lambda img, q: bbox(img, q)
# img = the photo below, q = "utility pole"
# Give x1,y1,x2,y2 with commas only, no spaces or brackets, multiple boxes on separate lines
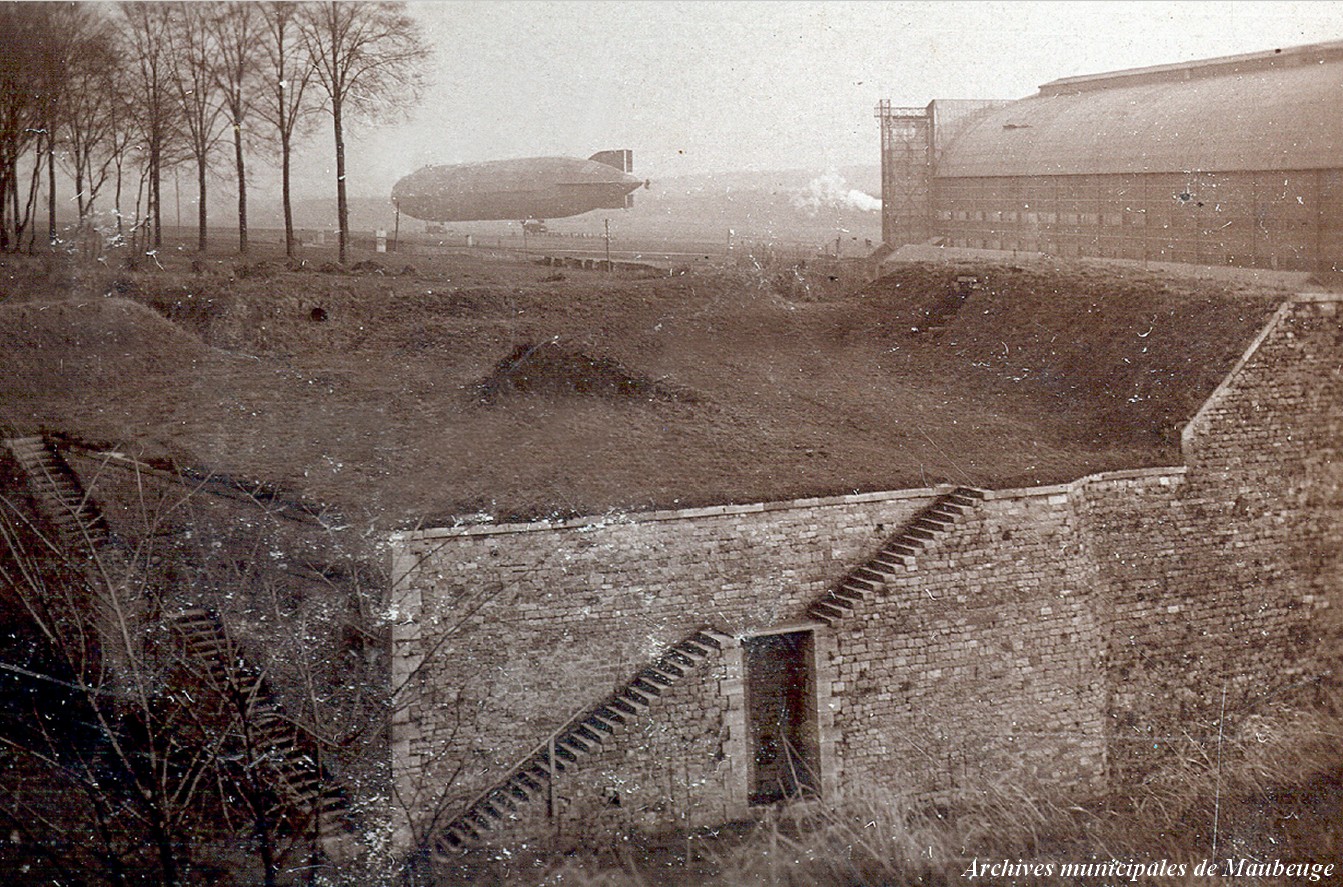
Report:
604,218,611,270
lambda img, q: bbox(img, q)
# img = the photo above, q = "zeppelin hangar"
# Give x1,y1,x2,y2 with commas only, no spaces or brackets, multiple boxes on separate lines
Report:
877,40,1343,271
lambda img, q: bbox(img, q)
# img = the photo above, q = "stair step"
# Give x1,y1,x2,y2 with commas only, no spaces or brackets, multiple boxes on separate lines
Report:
830,586,866,605
872,554,915,571
5,436,47,448
480,797,510,818
952,487,987,499
592,705,627,727
674,641,709,661
621,686,653,707
810,601,846,621
630,677,665,697
820,592,856,610
912,518,947,532
552,744,578,763
947,495,978,509
466,809,498,830
654,659,687,678
559,733,595,754
906,527,937,541
692,630,730,649
517,769,548,790
840,580,876,598
572,723,605,744
808,608,839,626
666,651,699,671
919,512,956,526
643,666,677,685
930,502,967,516
851,566,889,585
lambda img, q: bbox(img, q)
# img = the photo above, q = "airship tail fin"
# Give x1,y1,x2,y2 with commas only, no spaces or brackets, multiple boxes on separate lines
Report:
589,149,633,173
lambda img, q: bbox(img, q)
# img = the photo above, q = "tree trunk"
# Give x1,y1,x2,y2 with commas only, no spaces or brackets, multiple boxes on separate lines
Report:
47,137,56,247
113,158,123,237
196,158,207,253
333,98,347,265
234,122,247,254
153,819,180,887
75,160,87,222
151,147,162,248
282,128,294,258
1,156,12,250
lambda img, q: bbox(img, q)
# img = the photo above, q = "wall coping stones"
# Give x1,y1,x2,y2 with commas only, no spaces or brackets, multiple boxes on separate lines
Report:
397,465,1194,544
397,485,953,541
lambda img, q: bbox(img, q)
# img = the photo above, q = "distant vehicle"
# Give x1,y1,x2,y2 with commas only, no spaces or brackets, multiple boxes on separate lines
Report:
392,151,647,224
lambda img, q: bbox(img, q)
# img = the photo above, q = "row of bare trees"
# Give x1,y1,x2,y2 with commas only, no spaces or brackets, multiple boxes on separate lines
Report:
0,1,428,264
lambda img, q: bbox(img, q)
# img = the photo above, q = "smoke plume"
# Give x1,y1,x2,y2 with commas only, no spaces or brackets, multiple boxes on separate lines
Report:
793,170,882,216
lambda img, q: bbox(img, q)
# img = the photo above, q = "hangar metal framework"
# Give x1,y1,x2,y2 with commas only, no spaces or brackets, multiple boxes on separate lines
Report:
879,41,1343,271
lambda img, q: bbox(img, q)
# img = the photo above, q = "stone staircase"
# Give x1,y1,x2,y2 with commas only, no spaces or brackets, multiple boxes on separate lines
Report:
436,627,732,854
168,608,352,844
3,435,355,854
807,487,987,624
4,436,111,550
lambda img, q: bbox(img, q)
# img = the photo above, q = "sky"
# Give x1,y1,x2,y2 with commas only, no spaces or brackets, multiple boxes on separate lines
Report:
294,0,1343,198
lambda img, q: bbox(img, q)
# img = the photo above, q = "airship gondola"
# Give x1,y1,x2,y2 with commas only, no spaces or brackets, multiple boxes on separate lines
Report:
391,150,647,224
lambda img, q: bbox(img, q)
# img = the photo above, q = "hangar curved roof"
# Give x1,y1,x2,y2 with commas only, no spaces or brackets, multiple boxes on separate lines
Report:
938,41,1343,178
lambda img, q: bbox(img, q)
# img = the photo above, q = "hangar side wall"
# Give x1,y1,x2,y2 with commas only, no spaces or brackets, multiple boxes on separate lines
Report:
932,170,1343,271
393,296,1343,847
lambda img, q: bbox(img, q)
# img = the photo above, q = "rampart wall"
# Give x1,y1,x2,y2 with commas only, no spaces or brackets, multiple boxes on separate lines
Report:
391,295,1343,850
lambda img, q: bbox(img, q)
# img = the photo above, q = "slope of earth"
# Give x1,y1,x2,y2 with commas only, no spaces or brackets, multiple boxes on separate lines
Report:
0,252,1285,527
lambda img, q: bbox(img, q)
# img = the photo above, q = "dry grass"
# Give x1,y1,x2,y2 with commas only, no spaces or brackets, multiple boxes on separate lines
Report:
0,250,1283,527
506,690,1343,887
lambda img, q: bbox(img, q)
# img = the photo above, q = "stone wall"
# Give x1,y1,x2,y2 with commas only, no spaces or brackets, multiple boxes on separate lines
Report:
831,486,1108,799
390,490,939,842
391,294,1343,851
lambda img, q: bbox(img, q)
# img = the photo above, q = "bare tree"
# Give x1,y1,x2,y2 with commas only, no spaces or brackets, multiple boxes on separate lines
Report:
210,2,265,255
0,5,62,252
121,2,178,251
168,2,226,254
59,6,125,225
300,1,428,265
259,1,320,259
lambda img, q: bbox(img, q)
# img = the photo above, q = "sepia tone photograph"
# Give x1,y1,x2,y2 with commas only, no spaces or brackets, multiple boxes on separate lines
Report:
2,1,1343,884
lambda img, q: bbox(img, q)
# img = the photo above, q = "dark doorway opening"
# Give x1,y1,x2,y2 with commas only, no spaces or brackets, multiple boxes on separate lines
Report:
744,630,819,805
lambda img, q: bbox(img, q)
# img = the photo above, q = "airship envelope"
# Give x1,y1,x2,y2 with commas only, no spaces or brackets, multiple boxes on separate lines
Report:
392,151,646,223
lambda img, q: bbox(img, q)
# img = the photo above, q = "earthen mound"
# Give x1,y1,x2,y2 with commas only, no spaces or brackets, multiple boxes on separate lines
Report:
476,341,691,404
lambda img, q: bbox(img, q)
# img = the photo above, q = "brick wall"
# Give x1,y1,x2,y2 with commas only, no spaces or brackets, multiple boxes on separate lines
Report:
392,294,1343,851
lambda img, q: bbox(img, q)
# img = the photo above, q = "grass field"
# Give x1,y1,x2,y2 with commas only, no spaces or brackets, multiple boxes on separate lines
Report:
0,246,1286,528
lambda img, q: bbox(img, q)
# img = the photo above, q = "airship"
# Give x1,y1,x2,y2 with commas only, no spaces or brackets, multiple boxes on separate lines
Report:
391,150,647,223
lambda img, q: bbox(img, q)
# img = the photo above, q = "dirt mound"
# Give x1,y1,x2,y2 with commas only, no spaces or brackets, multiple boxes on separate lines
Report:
0,297,222,381
844,260,1281,437
476,341,693,404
